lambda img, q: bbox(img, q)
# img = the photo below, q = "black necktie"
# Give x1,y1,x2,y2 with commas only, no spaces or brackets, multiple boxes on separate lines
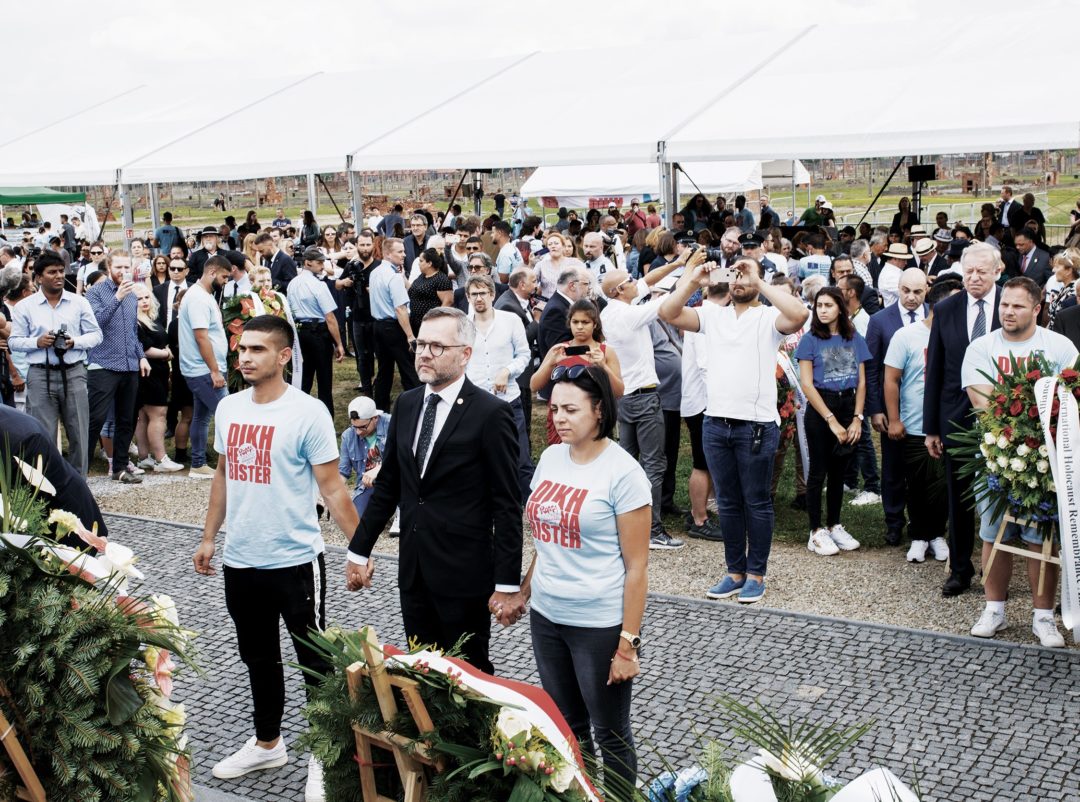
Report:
908,310,916,324
972,299,986,340
415,394,440,472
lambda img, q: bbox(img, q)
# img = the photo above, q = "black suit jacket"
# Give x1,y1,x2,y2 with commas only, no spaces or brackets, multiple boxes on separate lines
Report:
1019,248,1052,286
348,378,523,598
267,251,298,293
537,292,572,359
1051,303,1080,351
923,287,1001,443
153,280,190,330
494,290,538,353
924,254,950,277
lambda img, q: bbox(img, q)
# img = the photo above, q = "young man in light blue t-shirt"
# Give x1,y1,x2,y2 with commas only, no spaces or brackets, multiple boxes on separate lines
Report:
961,277,1079,648
193,314,364,799
884,280,961,564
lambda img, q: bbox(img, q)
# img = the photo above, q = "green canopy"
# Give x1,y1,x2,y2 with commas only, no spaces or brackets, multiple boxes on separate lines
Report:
0,187,86,205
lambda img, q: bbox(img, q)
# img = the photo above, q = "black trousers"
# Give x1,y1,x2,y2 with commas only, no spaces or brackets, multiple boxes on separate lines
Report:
805,390,856,531
400,580,493,675
298,324,334,416
86,368,139,475
352,317,375,394
224,554,330,742
661,408,681,509
879,434,908,536
901,435,947,542
373,319,420,412
517,365,534,443
943,445,977,579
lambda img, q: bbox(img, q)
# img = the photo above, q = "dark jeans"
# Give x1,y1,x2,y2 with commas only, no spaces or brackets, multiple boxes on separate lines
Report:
373,319,420,412
804,390,856,531
517,365,534,443
843,415,880,493
224,554,330,742
298,323,334,416
399,580,493,674
661,408,681,510
943,446,976,579
352,317,375,393
187,372,228,468
86,368,139,475
510,397,535,501
530,611,636,790
703,416,780,577
879,434,908,535
901,435,946,542
617,391,666,536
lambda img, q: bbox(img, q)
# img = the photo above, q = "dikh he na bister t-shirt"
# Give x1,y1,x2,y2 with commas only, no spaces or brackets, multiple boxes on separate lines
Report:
213,385,339,569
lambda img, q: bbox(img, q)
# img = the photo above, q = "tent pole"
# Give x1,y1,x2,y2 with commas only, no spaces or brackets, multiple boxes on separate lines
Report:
671,163,680,226
347,157,363,231
119,172,133,250
307,173,318,217
791,160,796,222
149,183,160,231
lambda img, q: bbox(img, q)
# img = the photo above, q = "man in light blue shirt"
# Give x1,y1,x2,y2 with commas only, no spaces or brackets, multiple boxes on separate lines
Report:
9,251,102,475
287,248,345,416
464,274,533,497
179,254,231,478
152,212,183,255
368,237,419,411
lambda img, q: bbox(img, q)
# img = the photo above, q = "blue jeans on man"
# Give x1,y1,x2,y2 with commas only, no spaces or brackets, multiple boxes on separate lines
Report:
703,417,780,576
187,373,228,468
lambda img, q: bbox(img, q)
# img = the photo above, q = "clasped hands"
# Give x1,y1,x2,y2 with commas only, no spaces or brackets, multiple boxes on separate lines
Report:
488,590,527,627
345,559,376,592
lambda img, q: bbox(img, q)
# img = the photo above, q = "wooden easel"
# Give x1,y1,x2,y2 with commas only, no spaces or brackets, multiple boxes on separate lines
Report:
0,707,46,802
983,514,1061,596
346,628,443,802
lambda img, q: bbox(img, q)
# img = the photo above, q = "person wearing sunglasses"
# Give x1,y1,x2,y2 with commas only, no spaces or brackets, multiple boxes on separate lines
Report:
520,363,650,793
338,395,391,519
76,244,106,295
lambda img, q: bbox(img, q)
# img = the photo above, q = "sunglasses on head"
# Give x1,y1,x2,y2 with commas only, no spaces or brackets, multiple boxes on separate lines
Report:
551,364,590,382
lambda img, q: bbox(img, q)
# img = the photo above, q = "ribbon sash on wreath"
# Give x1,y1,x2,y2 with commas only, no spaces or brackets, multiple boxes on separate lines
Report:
778,352,810,483
1034,377,1080,640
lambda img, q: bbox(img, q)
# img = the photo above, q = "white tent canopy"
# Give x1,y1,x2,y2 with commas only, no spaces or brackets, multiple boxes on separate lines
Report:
761,160,810,186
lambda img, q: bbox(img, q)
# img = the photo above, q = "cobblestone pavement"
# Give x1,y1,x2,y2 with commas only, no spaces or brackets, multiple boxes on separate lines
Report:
106,514,1080,802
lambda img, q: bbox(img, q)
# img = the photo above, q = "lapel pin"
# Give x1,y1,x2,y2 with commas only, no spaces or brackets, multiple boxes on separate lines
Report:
456,398,463,405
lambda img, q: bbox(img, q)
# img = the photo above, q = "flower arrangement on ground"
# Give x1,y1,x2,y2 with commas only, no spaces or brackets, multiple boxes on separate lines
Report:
221,290,293,391
776,363,798,444
0,452,196,802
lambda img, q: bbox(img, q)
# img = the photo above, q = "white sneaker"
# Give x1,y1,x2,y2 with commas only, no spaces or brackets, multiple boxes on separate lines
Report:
128,442,139,458
212,736,288,779
305,755,325,802
1032,615,1065,648
929,537,950,562
970,608,1007,638
906,540,929,563
188,465,216,480
849,490,881,507
126,461,146,476
155,457,184,473
828,524,860,551
808,528,840,556
137,456,157,470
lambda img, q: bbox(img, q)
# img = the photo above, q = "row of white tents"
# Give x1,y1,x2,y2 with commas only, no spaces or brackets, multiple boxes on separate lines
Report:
1,15,1077,229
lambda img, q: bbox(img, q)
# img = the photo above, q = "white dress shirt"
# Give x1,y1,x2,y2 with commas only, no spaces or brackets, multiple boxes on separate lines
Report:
599,294,664,393
164,280,186,328
878,264,903,307
966,286,998,341
898,305,926,326
465,309,529,403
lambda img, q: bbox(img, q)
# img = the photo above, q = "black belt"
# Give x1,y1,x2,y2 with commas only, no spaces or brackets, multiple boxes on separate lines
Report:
818,388,856,398
625,385,657,397
708,416,751,426
33,361,80,371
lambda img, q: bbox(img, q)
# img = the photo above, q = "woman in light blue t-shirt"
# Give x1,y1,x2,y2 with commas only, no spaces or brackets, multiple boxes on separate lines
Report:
521,365,651,793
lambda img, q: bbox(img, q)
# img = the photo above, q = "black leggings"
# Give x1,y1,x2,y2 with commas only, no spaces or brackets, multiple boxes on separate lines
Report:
805,389,856,531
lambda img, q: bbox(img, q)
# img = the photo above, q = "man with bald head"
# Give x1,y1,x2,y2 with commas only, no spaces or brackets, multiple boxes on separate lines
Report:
582,231,615,284
599,256,694,550
864,267,929,545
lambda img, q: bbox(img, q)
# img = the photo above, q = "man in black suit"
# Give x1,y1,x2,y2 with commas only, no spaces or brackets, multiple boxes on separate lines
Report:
1051,301,1080,350
537,267,587,358
153,258,192,330
923,242,1002,596
188,226,249,281
494,267,540,434
254,231,297,294
1013,230,1051,286
452,252,508,313
997,185,1026,233
913,238,949,277
345,307,523,674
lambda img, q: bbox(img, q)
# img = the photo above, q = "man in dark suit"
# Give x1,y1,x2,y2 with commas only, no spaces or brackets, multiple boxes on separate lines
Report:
537,267,587,358
1051,301,1080,350
254,231,297,293
494,267,540,434
924,242,1002,596
1013,230,1051,286
866,268,931,545
153,257,192,330
997,185,1026,233
452,252,508,312
345,307,523,674
913,238,949,277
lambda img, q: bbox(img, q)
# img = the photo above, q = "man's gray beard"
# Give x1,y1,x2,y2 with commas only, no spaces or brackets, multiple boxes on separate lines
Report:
421,367,462,386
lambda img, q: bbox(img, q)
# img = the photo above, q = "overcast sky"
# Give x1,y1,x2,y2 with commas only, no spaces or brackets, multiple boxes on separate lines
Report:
17,0,1029,87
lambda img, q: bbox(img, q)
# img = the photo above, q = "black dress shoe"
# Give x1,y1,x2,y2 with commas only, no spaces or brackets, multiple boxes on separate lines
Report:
942,574,971,597
661,504,685,517
884,530,902,546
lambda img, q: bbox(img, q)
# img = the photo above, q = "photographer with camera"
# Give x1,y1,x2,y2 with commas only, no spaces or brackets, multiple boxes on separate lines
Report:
599,215,627,272
8,250,103,475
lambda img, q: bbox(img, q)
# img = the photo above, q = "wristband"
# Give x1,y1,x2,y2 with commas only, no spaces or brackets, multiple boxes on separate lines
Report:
824,412,835,421
613,650,639,663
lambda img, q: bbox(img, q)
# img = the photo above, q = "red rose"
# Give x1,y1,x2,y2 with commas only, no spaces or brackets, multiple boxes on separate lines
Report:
1061,368,1079,382
996,393,1008,404
993,406,1006,418
1009,400,1024,416
1026,369,1042,381
1029,405,1040,418
1003,426,1014,439
1025,436,1041,449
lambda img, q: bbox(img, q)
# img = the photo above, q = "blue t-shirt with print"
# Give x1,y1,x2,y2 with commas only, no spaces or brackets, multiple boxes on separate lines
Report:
795,331,872,392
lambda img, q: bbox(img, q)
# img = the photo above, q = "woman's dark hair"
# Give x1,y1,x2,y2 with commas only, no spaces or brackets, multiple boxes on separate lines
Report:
809,286,855,340
421,247,447,274
566,299,604,342
85,270,106,287
246,210,258,225
551,365,617,441
302,210,316,226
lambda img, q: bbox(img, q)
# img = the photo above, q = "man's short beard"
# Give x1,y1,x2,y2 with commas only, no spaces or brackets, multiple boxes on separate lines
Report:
420,366,460,386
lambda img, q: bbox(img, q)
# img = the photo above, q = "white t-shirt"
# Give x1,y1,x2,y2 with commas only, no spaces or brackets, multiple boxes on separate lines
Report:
696,303,785,423
961,328,1079,390
680,330,708,417
213,385,339,569
525,442,652,628
600,296,663,394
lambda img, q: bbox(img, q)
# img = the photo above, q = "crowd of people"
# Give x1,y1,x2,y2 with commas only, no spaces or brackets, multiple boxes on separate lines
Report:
2,182,1078,800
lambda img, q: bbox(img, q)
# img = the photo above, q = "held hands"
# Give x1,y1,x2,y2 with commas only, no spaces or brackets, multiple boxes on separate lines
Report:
360,466,380,487
345,558,375,591
828,417,848,443
607,644,640,685
489,590,527,627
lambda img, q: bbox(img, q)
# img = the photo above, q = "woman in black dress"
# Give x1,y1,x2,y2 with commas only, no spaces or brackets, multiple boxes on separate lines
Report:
407,248,454,334
167,287,194,465
890,196,918,236
132,284,183,472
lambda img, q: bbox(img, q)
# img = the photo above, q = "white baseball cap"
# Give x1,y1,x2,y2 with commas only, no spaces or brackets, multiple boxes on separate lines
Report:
815,194,827,203
348,396,379,420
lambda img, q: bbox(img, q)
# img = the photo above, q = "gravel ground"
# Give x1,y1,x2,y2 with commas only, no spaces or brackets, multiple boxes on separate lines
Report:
92,473,1073,650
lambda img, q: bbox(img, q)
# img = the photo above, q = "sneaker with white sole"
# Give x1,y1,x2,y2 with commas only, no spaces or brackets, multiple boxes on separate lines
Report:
155,457,184,472
305,755,325,802
849,490,881,507
649,531,685,550
1032,615,1065,648
137,456,157,470
126,461,145,476
808,528,840,556
212,736,288,779
189,465,216,480
970,608,1007,638
929,537,950,562
906,540,929,563
128,442,140,458
828,524,860,551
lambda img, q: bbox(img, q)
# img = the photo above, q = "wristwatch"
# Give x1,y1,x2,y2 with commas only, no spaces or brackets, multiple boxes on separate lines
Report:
620,630,642,650
856,413,865,421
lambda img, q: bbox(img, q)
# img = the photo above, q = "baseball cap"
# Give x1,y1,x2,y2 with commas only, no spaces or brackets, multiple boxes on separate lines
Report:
348,396,379,420
815,194,827,203
302,247,328,262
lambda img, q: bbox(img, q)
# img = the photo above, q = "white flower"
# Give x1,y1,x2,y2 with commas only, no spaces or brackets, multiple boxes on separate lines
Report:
984,432,997,445
524,750,546,772
1037,460,1050,474
1040,445,1049,457
550,763,577,793
1010,458,1026,473
758,746,822,784
1051,481,1057,492
1016,444,1031,457
495,709,531,744
47,509,81,535
997,456,1009,469
997,435,1010,449
13,455,56,496
987,460,998,473
152,594,180,628
1028,478,1039,488
980,444,990,457
100,542,145,581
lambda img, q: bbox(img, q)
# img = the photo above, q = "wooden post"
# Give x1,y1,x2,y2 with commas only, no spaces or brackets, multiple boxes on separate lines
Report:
982,514,1061,597
0,708,47,802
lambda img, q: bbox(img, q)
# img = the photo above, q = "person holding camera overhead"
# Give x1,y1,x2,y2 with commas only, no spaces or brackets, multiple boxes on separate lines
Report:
8,250,102,476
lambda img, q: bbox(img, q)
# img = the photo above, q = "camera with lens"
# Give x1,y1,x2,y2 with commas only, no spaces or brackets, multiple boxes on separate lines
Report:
686,242,725,262
51,324,70,357
600,231,617,257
